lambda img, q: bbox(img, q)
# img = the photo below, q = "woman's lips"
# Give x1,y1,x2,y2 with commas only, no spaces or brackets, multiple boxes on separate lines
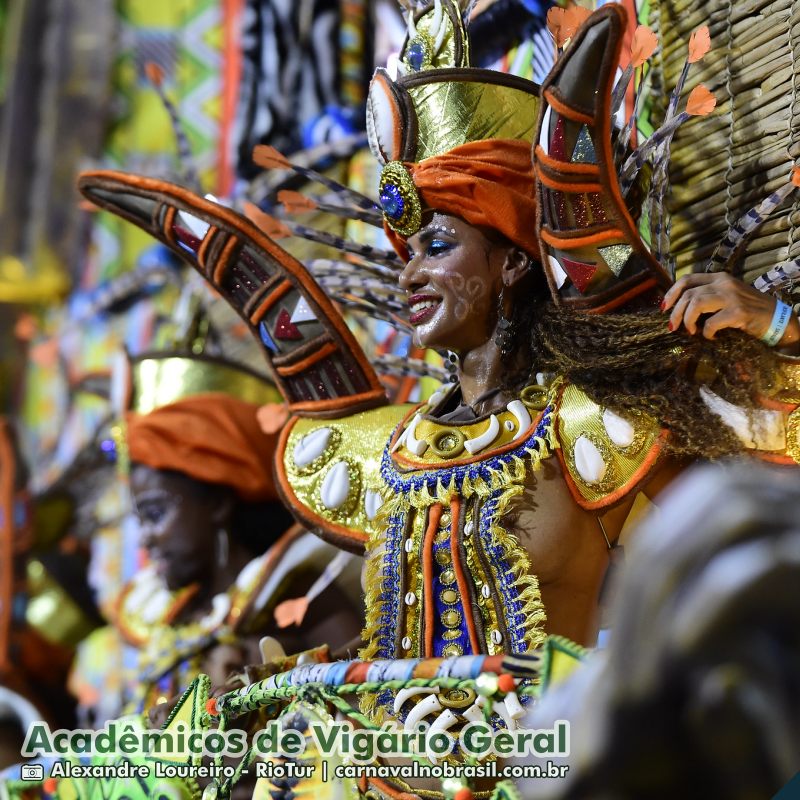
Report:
409,294,441,325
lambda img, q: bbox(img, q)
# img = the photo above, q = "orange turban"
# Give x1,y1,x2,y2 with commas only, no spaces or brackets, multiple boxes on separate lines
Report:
385,139,539,259
126,393,279,503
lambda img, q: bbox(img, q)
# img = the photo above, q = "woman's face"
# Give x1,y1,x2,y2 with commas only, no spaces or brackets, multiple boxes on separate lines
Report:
131,465,228,591
399,213,510,352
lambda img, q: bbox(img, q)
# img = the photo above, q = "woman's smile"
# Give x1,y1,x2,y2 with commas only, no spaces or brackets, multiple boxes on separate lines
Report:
408,293,442,325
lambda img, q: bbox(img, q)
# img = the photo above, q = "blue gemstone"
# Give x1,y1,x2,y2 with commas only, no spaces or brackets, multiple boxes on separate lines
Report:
407,41,425,71
380,185,405,219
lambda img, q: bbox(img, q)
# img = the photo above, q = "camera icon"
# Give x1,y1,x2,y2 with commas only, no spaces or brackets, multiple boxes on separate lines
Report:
21,764,44,781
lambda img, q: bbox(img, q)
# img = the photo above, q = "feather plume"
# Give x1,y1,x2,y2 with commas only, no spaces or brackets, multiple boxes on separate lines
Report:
252,145,291,170
277,190,317,214
277,190,383,227
253,145,379,212
688,25,711,64
631,25,658,68
708,166,800,269
144,61,200,190
244,202,400,268
562,5,591,37
547,7,567,48
685,84,717,116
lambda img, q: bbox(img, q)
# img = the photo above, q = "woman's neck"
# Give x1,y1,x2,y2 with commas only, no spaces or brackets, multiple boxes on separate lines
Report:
457,338,533,414
183,545,254,619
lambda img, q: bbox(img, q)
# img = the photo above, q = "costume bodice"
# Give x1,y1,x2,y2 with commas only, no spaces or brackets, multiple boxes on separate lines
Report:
278,380,672,674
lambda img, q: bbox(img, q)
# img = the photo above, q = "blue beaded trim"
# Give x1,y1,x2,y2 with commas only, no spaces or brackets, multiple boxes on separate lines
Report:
375,509,406,660
478,493,526,655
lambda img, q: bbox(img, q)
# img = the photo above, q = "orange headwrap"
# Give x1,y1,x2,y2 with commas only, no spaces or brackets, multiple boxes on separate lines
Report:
126,393,279,503
385,138,539,259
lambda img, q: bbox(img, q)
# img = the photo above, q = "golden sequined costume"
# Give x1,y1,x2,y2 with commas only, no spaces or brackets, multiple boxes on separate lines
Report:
76,0,799,683
72,4,800,799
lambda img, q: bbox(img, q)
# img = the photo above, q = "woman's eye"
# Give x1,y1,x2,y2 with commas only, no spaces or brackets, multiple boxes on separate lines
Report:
427,239,452,256
139,504,165,525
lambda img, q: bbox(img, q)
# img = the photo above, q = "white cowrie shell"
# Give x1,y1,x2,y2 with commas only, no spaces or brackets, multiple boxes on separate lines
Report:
602,408,635,448
294,427,332,468
320,461,351,509
574,436,607,484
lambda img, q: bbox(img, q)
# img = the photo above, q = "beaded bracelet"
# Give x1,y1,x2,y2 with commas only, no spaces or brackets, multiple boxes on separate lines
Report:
761,299,794,347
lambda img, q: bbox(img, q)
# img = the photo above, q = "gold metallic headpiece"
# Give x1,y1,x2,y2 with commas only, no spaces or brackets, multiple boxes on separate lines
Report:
367,0,540,236
128,353,281,415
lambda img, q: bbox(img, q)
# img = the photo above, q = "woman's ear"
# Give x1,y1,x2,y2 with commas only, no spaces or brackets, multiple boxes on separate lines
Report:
502,247,531,288
210,490,235,529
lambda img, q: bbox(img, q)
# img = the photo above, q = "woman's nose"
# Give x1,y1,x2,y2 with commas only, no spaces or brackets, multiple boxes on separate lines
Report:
399,255,423,291
139,524,159,551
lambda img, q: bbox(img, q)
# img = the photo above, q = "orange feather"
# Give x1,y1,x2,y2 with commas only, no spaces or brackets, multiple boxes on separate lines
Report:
688,26,711,64
278,190,318,214
686,85,716,116
631,26,658,68
547,7,567,47
144,61,165,88
252,144,291,171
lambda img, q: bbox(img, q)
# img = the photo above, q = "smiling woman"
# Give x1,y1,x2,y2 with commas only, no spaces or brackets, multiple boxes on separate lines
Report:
71,2,800,797
71,353,364,723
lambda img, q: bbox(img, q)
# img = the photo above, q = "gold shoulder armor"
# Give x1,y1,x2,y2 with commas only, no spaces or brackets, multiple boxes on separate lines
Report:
276,404,414,553
555,383,667,510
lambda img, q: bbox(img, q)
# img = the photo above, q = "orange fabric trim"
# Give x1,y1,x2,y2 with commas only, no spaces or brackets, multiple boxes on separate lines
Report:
423,504,443,657
288,389,388,415
80,169,386,400
450,497,480,653
543,90,594,124
540,226,624,249
753,451,799,466
758,396,799,412
213,235,239,284
162,205,177,246
391,407,545,471
197,225,218,270
534,145,600,176
249,279,293,324
538,171,602,193
558,429,669,511
274,418,368,553
276,342,338,377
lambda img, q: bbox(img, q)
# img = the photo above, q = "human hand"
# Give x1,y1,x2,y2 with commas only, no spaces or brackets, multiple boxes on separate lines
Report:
661,272,800,347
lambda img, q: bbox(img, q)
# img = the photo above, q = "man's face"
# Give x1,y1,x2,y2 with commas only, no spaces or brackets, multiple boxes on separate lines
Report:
130,465,226,591
399,213,509,352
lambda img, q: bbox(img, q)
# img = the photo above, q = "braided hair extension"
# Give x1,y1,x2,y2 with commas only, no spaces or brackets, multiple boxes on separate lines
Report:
529,304,783,458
